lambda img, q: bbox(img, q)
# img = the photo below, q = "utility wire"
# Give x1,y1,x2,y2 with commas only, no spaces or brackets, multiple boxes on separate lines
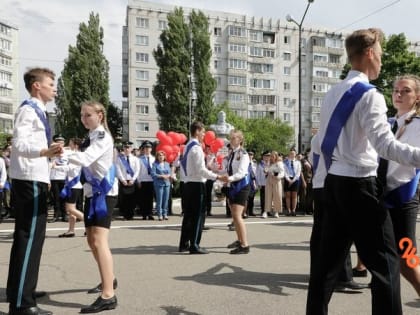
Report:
335,0,401,32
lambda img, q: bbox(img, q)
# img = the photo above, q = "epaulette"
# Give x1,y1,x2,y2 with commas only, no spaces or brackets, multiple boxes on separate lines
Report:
239,148,247,155
98,131,105,139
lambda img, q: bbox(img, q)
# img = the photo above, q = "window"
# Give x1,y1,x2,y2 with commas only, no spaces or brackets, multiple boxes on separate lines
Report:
313,83,328,92
249,30,262,42
229,26,246,37
331,70,341,79
214,27,222,36
0,24,11,36
229,44,246,53
312,113,320,123
0,56,11,66
263,32,275,44
283,113,291,122
250,79,275,89
249,46,262,57
215,76,221,87
136,17,149,28
248,95,276,105
229,93,245,104
249,63,273,73
136,53,149,63
0,102,12,114
158,20,167,30
327,37,343,48
214,60,220,69
313,97,323,107
229,59,247,69
283,66,291,75
228,76,247,86
136,70,149,81
0,87,11,97
263,49,275,58
136,105,149,115
135,35,149,46
314,54,328,63
136,122,149,132
314,68,329,77
0,71,12,82
284,82,291,91
329,54,341,64
0,38,11,51
214,44,221,54
284,36,290,44
135,87,149,98
283,52,291,61
283,98,291,106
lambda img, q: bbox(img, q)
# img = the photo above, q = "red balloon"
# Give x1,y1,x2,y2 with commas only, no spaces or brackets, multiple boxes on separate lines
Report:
159,145,173,156
167,131,179,145
210,138,224,153
178,133,187,144
204,131,216,146
172,145,180,154
179,144,186,154
156,130,166,142
166,152,177,163
160,135,173,145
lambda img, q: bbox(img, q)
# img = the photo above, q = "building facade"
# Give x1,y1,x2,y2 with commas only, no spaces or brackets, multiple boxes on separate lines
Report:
123,0,347,151
0,19,18,135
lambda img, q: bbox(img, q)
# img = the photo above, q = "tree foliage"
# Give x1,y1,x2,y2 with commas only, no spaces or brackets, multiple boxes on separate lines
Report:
55,12,113,138
341,33,420,115
153,7,191,135
190,10,216,125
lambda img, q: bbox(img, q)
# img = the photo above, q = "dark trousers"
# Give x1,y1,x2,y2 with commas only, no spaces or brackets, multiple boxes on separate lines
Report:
259,185,266,213
306,175,401,315
179,182,206,251
310,188,352,283
205,179,214,215
247,190,256,215
137,181,154,217
118,182,136,219
50,179,65,219
7,180,48,309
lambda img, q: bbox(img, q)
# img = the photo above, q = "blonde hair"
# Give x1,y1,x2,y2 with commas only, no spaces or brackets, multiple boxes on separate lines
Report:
394,74,420,115
345,28,384,62
81,100,110,131
229,129,244,146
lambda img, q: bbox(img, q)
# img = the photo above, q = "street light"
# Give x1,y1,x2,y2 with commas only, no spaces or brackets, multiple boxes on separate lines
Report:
286,0,314,153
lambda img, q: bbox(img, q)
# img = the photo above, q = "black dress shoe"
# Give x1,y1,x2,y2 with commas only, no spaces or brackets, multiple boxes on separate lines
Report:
87,278,118,294
352,267,368,277
178,242,190,252
227,240,240,249
33,291,47,298
189,247,209,254
80,295,117,314
335,280,370,291
9,306,52,315
147,215,154,220
230,245,250,254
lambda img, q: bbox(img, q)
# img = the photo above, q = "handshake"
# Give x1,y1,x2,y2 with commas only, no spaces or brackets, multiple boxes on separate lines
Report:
217,174,230,183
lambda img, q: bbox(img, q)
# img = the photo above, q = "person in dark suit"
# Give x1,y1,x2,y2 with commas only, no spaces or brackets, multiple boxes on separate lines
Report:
136,140,155,220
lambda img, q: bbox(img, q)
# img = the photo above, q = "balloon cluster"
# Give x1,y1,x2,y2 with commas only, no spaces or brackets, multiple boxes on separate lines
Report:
204,131,225,170
155,130,187,163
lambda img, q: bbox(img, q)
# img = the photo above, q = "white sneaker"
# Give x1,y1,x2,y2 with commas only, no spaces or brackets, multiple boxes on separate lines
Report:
262,212,267,218
274,213,279,218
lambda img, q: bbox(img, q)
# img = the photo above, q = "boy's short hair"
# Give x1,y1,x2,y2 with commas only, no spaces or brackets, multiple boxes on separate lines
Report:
23,68,55,93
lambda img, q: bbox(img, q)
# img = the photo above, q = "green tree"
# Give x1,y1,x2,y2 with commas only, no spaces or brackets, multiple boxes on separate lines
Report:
55,12,111,138
153,7,191,134
107,102,123,139
190,10,216,125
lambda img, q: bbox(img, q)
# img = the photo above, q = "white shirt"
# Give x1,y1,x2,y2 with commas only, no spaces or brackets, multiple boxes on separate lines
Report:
116,153,140,181
10,97,50,184
0,158,7,187
386,111,420,193
50,154,69,180
256,160,269,186
137,154,155,182
227,147,249,183
67,125,118,197
309,134,327,189
318,70,420,177
284,158,301,183
183,139,218,183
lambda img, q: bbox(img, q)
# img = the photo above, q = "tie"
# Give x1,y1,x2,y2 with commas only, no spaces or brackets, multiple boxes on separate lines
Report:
290,160,295,177
147,156,150,175
377,120,398,187
228,152,234,176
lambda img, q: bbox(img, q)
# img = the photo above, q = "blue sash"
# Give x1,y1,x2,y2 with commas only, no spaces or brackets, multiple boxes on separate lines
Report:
321,82,375,170
83,165,116,219
181,141,199,176
20,100,51,146
119,155,134,177
140,156,152,175
312,152,320,176
284,159,295,177
248,163,256,192
60,174,81,199
229,174,250,199
385,170,420,208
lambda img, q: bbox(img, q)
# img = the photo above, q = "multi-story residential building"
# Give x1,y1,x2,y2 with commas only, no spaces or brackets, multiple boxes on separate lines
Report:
123,0,346,151
0,19,18,135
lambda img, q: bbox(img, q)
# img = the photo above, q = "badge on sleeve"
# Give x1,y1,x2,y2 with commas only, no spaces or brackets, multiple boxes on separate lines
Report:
98,131,105,140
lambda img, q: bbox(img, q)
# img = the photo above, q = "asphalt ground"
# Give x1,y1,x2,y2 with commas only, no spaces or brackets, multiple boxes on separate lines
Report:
0,200,419,315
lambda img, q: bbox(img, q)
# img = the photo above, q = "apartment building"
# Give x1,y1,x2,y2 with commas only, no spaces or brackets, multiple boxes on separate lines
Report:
0,19,18,135
123,0,346,151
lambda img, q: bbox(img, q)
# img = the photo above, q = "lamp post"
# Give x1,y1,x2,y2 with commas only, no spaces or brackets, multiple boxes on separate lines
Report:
286,0,314,153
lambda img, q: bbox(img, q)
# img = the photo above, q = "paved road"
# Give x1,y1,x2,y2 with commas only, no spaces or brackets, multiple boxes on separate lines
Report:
0,201,419,314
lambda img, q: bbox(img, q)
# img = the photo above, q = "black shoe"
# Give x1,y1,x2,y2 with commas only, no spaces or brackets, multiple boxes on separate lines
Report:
147,215,154,220
9,306,52,315
207,212,213,216
352,268,368,277
58,232,75,238
248,213,256,217
87,278,118,294
179,245,190,252
227,240,240,249
80,295,117,314
142,216,147,220
335,280,369,291
230,245,250,254
189,247,209,254
202,226,210,230
33,291,47,299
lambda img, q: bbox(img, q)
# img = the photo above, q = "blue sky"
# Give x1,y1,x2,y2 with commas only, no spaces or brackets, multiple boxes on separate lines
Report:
1,0,415,108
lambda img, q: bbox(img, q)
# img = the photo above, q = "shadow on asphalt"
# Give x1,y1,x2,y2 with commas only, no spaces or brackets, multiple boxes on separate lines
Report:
111,245,178,255
405,299,420,308
174,263,308,295
160,305,200,315
253,242,309,251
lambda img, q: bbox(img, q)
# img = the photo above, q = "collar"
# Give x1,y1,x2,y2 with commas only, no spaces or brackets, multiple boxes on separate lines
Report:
29,97,47,112
347,70,370,83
